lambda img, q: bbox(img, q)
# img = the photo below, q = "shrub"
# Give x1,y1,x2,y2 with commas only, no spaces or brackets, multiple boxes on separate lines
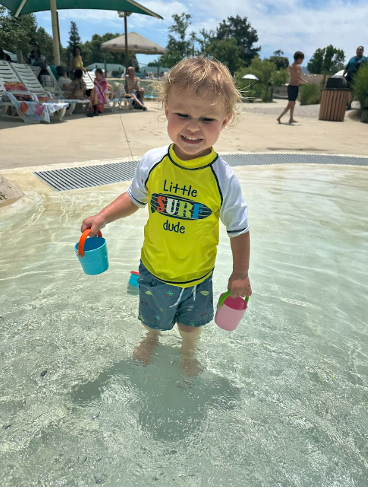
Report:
352,64,368,109
299,84,321,105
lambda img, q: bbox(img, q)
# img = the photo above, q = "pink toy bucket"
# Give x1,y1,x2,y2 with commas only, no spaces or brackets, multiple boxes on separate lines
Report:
215,291,249,331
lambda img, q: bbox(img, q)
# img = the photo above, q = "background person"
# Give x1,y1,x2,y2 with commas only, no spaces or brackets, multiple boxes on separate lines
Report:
276,51,308,124
69,68,86,99
56,66,73,95
343,46,367,109
87,68,108,117
125,66,146,110
71,46,86,78
26,41,48,77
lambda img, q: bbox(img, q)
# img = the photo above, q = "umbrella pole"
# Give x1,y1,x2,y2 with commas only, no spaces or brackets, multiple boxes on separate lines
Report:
50,0,60,65
124,14,128,69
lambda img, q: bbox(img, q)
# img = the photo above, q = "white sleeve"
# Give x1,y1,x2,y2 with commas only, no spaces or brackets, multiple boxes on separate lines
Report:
127,159,149,207
127,146,169,208
214,159,250,238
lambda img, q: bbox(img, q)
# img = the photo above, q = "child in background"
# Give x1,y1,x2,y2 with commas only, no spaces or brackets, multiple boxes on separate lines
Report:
69,68,86,99
87,68,108,117
81,57,252,376
277,51,308,124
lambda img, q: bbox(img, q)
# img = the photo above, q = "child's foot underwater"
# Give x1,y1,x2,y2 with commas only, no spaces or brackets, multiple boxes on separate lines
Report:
181,352,203,378
133,328,160,366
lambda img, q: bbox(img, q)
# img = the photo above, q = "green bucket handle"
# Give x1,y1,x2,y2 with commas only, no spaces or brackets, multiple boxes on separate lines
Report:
218,290,250,308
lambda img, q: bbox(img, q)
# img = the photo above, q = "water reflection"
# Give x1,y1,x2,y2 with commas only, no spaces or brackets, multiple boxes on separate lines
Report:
71,345,240,441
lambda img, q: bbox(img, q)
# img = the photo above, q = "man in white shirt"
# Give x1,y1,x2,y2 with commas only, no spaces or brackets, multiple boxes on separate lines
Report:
56,66,73,91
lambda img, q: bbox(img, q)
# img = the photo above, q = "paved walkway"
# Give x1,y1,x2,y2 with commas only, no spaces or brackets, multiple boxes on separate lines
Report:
0,99,367,195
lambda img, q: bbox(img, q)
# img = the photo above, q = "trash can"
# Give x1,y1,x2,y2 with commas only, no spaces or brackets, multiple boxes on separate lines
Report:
319,77,349,121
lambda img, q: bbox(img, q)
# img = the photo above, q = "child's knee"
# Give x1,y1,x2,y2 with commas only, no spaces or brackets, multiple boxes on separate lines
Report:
177,323,201,338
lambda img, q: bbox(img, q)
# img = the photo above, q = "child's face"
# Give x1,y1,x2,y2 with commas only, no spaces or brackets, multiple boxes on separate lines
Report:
165,87,231,161
296,57,304,65
96,72,102,80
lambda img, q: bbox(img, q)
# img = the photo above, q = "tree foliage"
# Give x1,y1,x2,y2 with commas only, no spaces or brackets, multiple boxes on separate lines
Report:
159,13,195,68
307,45,345,74
269,50,289,70
0,7,38,58
215,15,260,66
68,21,82,50
159,13,260,74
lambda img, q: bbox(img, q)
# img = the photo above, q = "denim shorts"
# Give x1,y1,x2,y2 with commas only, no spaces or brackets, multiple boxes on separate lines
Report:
138,261,214,331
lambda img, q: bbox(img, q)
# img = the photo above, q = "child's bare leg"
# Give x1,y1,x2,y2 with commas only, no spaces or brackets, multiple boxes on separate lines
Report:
133,325,160,365
276,102,292,123
178,323,202,377
289,102,297,123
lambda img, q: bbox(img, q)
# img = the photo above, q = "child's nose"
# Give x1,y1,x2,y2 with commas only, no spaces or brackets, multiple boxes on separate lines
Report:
186,119,200,131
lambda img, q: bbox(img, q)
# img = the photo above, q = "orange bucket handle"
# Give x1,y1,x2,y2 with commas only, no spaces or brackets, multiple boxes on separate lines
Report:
78,229,102,258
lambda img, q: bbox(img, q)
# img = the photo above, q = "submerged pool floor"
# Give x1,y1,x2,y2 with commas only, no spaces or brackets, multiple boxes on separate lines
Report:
0,164,368,486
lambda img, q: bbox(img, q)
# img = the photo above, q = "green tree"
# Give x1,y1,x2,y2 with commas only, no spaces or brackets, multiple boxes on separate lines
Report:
215,15,260,66
159,13,196,67
0,7,38,59
307,45,345,74
205,38,244,74
237,57,288,102
68,21,82,50
269,50,289,70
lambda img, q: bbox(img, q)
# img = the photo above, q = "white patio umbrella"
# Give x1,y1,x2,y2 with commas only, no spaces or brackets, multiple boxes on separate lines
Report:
242,74,259,80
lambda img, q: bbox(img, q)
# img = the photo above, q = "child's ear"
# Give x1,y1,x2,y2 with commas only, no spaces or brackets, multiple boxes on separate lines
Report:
222,113,232,129
164,103,169,119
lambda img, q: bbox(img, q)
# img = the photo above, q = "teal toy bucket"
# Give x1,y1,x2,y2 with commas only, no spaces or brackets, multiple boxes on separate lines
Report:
75,229,109,275
128,271,139,287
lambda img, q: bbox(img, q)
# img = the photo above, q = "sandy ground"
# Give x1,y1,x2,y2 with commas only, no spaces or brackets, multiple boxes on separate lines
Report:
0,99,367,194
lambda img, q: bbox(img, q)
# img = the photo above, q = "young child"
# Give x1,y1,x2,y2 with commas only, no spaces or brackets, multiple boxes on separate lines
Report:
81,57,252,376
69,68,86,99
277,51,308,124
87,68,108,117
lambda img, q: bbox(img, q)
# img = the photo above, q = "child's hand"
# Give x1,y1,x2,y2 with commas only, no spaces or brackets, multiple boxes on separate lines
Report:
81,214,107,237
228,272,252,298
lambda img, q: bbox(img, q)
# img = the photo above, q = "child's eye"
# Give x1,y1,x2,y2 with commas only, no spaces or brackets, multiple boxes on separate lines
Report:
201,117,215,123
176,113,189,118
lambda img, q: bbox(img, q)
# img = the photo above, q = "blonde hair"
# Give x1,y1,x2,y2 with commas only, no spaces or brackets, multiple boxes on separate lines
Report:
155,57,242,119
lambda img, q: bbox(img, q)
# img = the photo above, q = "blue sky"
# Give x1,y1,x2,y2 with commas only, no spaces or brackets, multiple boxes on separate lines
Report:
35,0,368,67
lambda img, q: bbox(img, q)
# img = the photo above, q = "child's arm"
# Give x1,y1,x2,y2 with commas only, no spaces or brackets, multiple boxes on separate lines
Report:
228,231,252,298
81,192,139,236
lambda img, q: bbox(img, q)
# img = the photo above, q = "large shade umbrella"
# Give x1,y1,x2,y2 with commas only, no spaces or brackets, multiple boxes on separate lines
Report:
101,32,165,55
0,0,163,65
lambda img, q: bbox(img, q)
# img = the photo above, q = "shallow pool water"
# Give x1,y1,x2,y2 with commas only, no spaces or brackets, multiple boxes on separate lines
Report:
1,165,368,486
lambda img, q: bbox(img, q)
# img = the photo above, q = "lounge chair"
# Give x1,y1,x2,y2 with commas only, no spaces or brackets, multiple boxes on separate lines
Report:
0,60,67,122
11,62,73,120
30,65,41,79
0,75,36,117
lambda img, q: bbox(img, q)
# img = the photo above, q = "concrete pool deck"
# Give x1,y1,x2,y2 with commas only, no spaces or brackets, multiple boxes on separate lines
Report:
0,99,367,196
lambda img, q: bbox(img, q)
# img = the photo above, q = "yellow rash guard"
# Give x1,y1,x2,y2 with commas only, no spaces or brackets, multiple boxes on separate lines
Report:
127,144,249,288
